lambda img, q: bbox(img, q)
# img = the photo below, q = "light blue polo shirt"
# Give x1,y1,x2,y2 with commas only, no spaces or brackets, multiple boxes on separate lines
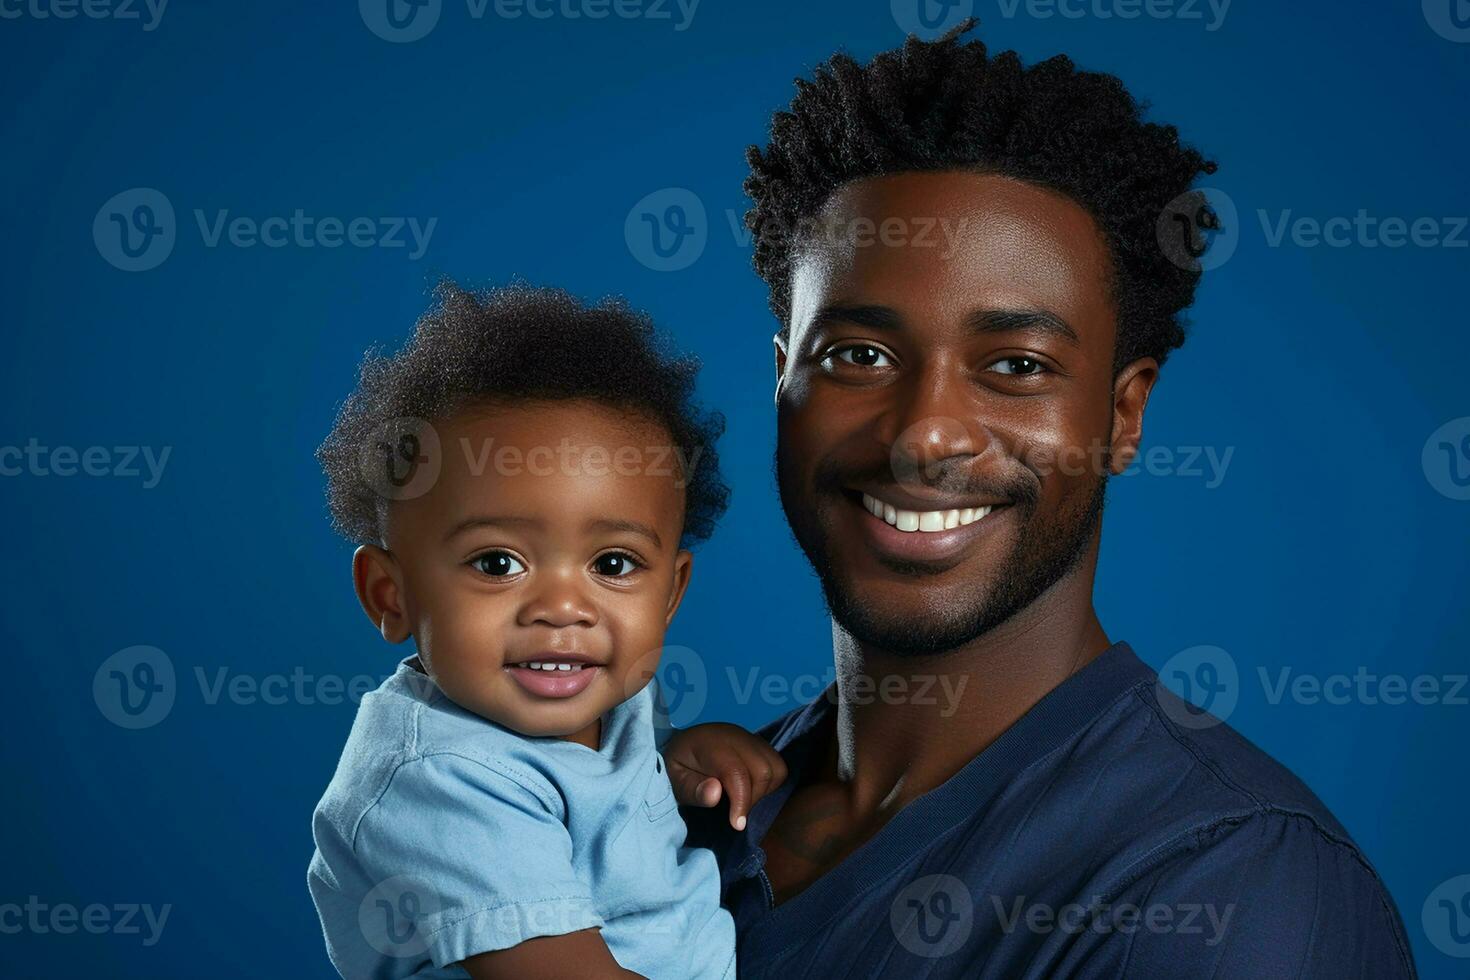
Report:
308,658,735,979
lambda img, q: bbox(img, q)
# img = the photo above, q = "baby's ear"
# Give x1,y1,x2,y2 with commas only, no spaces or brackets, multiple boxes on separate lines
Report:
352,545,411,643
665,549,694,626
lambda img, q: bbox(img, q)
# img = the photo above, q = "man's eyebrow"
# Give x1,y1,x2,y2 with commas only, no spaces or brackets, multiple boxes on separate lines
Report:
810,304,1080,347
442,515,541,542
967,308,1080,346
587,518,662,549
810,303,906,333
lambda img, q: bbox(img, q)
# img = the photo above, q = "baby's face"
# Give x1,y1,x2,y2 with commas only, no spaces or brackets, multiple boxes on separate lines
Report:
371,400,691,743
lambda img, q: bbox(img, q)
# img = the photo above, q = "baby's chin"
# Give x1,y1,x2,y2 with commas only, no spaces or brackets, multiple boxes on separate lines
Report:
456,690,608,740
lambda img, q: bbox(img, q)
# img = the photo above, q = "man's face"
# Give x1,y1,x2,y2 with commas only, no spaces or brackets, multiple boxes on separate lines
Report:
775,171,1152,656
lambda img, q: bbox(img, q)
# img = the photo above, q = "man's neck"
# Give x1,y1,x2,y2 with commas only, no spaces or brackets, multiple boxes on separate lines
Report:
823,560,1112,817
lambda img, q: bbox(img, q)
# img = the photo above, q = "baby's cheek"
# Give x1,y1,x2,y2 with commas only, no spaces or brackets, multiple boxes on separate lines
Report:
606,604,672,699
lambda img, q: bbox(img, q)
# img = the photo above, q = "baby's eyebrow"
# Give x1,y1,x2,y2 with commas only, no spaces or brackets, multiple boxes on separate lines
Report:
587,518,662,549
442,515,541,542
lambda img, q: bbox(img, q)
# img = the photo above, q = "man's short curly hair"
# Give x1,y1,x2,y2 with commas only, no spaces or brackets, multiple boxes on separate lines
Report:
744,19,1217,371
317,281,730,548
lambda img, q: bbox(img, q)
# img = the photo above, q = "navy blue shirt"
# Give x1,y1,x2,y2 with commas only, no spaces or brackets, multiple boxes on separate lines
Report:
683,642,1415,978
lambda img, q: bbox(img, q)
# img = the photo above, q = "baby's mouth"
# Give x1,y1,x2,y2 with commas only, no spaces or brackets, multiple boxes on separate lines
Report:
503,654,604,699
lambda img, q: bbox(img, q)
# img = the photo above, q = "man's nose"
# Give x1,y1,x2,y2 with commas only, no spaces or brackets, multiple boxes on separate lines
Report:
881,360,991,483
517,569,598,629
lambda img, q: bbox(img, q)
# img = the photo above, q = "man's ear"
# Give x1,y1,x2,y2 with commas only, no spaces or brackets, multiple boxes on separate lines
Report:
353,545,411,643
1109,357,1159,474
773,332,788,405
664,549,694,627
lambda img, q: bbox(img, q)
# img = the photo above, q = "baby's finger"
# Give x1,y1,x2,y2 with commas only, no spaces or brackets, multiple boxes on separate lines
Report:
738,743,788,804
696,776,722,806
666,759,720,807
714,761,754,831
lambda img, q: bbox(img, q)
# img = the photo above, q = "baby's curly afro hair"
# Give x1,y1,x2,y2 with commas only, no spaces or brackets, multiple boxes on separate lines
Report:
744,18,1218,371
317,280,729,548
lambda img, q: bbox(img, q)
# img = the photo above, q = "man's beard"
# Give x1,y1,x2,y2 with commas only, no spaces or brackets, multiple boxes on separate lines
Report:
775,440,1108,658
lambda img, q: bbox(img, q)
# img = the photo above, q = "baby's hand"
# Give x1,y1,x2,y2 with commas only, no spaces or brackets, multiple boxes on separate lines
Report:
662,723,788,831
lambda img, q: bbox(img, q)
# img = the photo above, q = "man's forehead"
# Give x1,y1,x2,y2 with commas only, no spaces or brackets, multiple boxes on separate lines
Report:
789,170,1113,334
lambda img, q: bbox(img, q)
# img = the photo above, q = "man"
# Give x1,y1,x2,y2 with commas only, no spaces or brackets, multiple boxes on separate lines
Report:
679,21,1415,978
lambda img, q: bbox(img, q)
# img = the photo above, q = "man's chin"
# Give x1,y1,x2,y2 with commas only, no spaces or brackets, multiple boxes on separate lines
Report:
818,572,1007,658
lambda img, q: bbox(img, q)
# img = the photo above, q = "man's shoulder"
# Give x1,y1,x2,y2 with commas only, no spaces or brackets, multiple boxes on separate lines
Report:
1101,674,1354,844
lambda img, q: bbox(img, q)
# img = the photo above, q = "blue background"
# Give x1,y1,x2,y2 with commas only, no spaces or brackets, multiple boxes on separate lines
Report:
2,0,1468,975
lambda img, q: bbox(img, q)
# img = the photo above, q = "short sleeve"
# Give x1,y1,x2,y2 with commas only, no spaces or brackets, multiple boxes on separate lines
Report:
353,753,603,968
1075,813,1416,978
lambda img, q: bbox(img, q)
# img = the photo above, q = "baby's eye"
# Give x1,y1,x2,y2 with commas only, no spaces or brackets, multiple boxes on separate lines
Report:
988,356,1047,376
823,344,894,369
470,551,526,577
592,552,641,577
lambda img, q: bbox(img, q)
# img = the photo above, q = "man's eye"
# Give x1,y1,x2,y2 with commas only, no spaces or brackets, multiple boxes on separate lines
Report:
824,345,894,369
592,552,641,577
988,356,1047,376
470,552,526,577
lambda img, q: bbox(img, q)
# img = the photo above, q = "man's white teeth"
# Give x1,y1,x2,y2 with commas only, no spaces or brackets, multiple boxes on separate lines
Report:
862,492,994,533
520,662,585,672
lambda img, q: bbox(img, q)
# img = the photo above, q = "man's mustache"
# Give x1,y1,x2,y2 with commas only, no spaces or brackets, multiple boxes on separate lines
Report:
811,455,1041,509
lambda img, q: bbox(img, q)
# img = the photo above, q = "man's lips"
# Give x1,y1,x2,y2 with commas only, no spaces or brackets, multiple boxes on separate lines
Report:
842,487,1012,563
504,654,603,699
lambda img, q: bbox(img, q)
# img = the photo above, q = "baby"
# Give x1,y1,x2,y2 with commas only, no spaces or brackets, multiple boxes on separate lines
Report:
308,282,786,979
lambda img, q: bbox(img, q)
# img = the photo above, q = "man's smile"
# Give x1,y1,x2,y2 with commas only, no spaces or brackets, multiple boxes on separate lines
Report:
841,486,1014,565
